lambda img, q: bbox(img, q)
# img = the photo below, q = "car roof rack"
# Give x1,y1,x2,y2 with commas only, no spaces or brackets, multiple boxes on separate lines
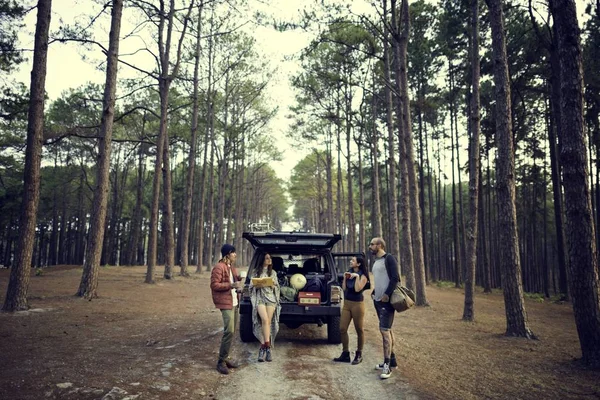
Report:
248,222,273,233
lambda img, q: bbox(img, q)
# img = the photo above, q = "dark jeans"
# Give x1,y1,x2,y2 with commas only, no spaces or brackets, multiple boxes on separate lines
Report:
218,306,238,363
373,300,395,331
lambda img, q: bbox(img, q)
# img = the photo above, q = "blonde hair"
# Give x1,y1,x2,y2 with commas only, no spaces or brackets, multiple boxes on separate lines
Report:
373,237,386,250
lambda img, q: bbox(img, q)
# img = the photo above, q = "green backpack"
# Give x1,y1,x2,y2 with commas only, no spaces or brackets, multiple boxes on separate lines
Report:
280,286,298,302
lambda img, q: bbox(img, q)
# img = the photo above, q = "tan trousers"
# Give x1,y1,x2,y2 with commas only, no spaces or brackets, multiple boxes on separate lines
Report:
340,299,365,352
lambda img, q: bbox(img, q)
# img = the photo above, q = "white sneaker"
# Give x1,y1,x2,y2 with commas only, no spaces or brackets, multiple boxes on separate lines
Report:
380,362,392,379
375,358,398,370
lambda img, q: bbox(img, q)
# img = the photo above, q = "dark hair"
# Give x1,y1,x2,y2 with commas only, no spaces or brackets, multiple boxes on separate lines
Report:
354,256,368,276
255,252,273,277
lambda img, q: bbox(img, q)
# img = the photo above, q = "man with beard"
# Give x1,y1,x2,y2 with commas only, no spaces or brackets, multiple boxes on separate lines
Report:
369,237,400,379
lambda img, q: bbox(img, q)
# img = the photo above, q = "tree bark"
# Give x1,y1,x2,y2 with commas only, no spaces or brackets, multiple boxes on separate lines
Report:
551,0,600,368
384,0,401,263
3,0,52,312
77,0,122,298
371,72,383,238
398,0,426,303
463,0,481,321
179,2,203,276
486,0,535,338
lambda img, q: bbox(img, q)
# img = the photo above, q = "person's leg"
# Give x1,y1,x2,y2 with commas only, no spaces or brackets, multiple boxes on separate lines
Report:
334,302,352,362
380,302,395,359
256,304,268,361
340,302,352,352
217,309,234,374
264,305,275,342
256,304,269,344
333,300,352,362
351,301,365,365
353,301,365,352
264,305,276,361
374,301,395,378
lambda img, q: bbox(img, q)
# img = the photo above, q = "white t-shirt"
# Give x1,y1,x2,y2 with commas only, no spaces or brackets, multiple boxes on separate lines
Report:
229,268,238,307
372,256,389,301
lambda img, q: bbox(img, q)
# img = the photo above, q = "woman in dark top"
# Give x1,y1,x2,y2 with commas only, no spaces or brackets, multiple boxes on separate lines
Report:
333,256,369,365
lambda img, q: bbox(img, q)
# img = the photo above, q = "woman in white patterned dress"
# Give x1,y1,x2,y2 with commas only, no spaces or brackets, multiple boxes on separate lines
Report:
249,253,281,362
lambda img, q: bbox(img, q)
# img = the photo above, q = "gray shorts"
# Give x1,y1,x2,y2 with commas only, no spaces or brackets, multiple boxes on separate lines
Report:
374,300,395,331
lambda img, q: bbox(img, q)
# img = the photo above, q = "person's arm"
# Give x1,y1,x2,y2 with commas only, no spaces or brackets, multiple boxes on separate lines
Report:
354,274,368,292
342,273,347,291
381,254,400,303
384,254,400,296
210,265,232,292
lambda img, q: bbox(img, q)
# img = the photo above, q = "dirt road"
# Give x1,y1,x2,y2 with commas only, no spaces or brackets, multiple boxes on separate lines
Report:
0,267,420,400
214,312,420,400
5,265,595,399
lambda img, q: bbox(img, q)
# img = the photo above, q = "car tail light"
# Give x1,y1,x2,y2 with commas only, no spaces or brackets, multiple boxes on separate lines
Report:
330,285,342,303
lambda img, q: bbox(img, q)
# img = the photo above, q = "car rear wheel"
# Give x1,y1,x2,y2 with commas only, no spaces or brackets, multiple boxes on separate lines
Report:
327,316,342,344
240,313,256,342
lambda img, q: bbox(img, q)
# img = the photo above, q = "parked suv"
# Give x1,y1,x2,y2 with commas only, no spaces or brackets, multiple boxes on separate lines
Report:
239,230,345,344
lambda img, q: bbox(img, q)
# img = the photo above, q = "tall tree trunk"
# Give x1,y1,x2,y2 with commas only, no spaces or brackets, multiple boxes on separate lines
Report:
479,164,492,293
463,0,481,321
417,90,428,281
426,124,436,282
126,137,145,266
77,0,123,292
451,108,461,286
396,0,426,303
3,0,52,311
345,78,356,251
549,45,570,298
486,0,535,338
146,0,191,282
205,138,216,269
196,13,214,272
384,0,401,262
162,123,176,279
551,0,600,368
357,133,366,257
371,72,383,238
455,109,468,282
180,2,203,276
234,137,245,265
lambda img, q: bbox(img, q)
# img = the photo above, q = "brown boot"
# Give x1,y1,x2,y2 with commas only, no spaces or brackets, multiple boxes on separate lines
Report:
216,361,229,375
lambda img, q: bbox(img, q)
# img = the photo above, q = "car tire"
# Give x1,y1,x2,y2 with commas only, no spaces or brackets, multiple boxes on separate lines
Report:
240,313,256,342
327,316,342,344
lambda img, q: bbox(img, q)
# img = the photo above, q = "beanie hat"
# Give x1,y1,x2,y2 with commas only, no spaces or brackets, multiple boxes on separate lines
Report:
221,244,236,258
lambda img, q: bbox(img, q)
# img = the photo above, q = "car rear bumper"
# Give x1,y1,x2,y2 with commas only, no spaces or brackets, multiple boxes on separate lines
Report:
240,301,340,318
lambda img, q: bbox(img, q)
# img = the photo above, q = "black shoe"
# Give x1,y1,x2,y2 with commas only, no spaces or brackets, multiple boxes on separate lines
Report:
265,348,272,362
216,361,229,375
352,351,363,365
333,351,351,362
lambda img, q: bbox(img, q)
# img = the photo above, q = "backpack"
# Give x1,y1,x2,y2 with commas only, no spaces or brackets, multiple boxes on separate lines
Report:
280,286,297,302
304,275,325,298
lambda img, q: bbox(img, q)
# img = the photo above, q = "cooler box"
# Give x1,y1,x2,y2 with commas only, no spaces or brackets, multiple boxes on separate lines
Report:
298,291,321,306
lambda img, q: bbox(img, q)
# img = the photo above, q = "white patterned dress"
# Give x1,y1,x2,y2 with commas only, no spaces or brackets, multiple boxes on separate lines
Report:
249,269,281,344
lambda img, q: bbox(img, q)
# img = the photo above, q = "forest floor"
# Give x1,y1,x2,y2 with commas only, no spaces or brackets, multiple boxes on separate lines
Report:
0,265,599,400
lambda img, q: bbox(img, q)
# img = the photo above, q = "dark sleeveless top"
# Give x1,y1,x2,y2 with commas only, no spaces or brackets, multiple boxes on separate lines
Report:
345,269,367,302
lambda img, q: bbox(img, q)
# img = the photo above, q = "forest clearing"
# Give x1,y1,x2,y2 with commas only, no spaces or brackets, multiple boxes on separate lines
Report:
0,265,598,400
2,0,600,391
